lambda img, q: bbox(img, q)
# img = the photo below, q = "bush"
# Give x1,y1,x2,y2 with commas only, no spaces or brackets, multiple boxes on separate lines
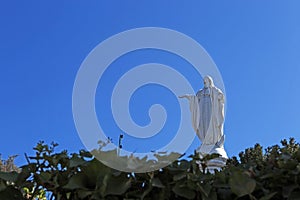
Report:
0,138,300,200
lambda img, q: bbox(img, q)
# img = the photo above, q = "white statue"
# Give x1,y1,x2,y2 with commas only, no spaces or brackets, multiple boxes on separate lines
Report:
179,75,228,160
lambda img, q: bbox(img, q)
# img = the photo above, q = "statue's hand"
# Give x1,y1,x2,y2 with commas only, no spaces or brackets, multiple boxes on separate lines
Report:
178,95,189,99
178,95,186,98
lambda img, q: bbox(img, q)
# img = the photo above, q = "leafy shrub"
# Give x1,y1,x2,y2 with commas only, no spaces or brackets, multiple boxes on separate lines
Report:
0,138,300,200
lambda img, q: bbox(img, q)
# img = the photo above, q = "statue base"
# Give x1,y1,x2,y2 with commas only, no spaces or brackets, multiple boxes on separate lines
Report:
197,144,228,173
197,157,227,173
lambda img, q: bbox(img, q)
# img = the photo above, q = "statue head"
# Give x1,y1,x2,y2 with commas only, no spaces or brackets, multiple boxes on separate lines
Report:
203,75,214,88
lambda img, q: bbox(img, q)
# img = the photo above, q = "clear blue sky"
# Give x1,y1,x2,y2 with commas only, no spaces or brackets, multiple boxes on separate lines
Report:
1,1,300,165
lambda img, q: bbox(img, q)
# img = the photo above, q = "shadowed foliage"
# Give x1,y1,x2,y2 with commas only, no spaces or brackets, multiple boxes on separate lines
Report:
0,138,300,200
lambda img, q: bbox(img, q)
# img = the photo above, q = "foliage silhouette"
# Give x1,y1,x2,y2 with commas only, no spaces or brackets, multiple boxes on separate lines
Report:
0,138,300,199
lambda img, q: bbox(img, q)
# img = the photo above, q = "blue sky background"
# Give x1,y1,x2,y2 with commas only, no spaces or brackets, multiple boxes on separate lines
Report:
1,1,300,165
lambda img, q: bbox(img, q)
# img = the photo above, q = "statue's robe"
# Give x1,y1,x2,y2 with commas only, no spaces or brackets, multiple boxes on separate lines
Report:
186,86,227,157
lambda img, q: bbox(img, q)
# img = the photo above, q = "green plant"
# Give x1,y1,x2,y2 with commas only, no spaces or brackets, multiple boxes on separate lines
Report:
0,138,300,199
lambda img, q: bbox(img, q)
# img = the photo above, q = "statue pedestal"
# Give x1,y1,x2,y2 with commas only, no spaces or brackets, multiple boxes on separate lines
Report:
199,157,227,173
197,144,228,173
197,144,228,158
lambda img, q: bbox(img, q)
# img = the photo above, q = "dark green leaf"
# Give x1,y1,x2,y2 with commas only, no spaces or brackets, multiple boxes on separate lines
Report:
151,177,165,188
38,171,52,182
197,183,211,198
0,181,6,192
104,175,131,196
173,172,186,181
288,191,300,200
69,155,86,168
229,171,256,197
63,173,89,190
0,171,18,183
283,185,298,198
259,192,277,200
0,186,24,200
172,183,196,199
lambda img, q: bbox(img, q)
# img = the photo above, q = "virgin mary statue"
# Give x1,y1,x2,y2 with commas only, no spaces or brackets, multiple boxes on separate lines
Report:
179,76,227,158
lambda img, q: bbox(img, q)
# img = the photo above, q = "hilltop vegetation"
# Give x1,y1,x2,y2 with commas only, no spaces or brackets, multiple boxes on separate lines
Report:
0,138,300,200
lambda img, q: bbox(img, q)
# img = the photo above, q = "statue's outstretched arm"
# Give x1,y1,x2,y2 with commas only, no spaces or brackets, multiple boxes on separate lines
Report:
178,95,193,100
